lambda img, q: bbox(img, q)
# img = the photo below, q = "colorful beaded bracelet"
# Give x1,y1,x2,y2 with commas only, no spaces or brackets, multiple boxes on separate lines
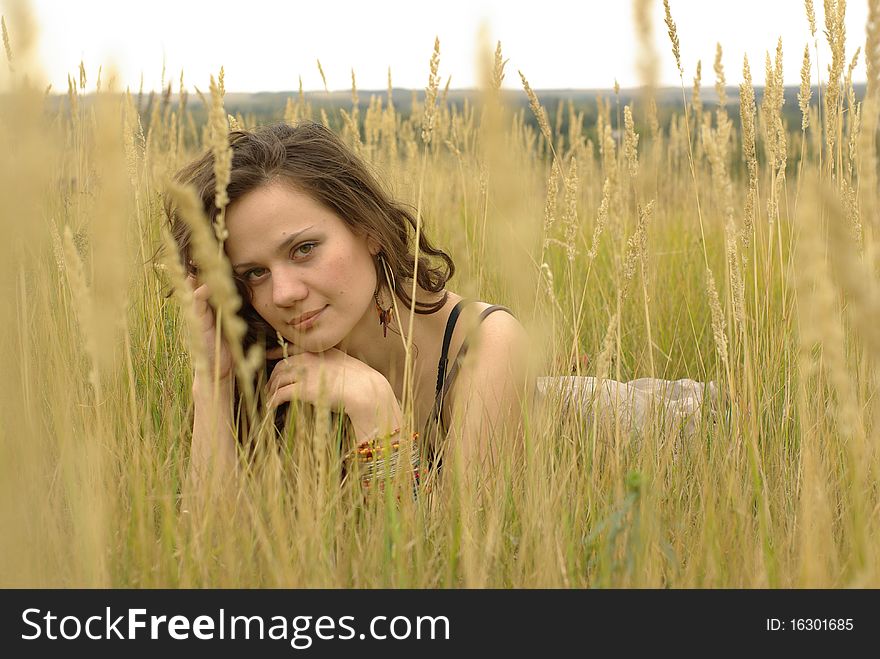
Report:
343,427,421,486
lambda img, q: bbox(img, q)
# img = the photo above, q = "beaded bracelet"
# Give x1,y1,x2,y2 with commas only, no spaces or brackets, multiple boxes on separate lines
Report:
344,426,421,489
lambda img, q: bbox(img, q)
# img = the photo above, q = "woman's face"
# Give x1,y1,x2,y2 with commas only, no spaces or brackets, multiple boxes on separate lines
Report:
224,180,380,351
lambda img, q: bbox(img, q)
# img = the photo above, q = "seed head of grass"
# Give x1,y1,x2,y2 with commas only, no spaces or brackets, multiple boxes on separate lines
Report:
1,16,13,72
740,55,757,182
351,68,359,110
805,0,817,38
587,177,612,261
714,43,727,107
620,200,654,301
705,267,729,366
386,67,394,105
725,227,746,327
562,157,579,263
846,48,861,114
663,0,682,75
317,59,328,93
601,123,618,184
122,91,144,193
539,262,558,307
193,84,207,110
799,44,812,130
624,105,639,180
518,70,553,146
421,36,440,145
692,60,702,119
492,41,508,92
594,311,620,382
208,72,232,242
762,40,787,172
179,70,187,116
542,159,560,239
165,180,246,349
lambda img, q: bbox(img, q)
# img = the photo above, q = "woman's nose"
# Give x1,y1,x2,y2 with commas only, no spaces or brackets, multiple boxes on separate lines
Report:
271,266,308,307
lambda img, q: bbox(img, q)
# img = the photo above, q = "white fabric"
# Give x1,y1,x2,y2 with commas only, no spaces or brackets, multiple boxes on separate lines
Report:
535,376,719,440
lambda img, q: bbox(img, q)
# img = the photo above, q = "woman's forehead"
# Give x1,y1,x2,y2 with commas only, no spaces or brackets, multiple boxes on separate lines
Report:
223,183,367,261
227,182,330,224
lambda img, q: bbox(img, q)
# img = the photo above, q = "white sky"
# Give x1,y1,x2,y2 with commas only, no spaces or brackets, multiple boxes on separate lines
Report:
11,0,874,93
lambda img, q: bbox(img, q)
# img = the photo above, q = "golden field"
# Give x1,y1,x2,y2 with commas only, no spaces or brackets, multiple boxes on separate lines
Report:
1,0,879,587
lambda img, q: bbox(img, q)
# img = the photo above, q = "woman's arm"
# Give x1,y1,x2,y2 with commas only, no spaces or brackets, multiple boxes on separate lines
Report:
184,374,239,512
443,313,535,483
181,274,241,513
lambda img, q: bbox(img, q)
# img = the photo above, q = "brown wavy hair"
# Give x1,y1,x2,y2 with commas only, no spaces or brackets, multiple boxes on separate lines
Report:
154,121,456,449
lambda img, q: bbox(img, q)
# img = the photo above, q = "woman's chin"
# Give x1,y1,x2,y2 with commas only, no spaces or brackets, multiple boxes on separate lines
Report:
283,333,338,353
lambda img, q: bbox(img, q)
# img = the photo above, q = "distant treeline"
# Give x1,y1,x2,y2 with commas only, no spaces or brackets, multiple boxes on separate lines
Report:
198,85,866,137
44,84,866,141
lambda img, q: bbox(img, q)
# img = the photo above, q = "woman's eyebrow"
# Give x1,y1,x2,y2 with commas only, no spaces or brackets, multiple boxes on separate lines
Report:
232,225,315,271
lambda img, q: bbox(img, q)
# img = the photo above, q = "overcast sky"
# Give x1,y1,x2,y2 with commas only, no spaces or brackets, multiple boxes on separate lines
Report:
13,0,873,93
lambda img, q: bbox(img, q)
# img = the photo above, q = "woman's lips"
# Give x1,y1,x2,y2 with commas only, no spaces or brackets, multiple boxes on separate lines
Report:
290,305,326,329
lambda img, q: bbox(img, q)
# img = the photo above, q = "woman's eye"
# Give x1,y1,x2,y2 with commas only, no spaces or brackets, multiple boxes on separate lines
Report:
244,268,267,281
293,242,317,258
241,243,316,282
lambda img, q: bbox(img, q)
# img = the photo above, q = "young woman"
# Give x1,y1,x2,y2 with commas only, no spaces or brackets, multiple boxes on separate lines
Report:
165,121,717,499
166,121,533,494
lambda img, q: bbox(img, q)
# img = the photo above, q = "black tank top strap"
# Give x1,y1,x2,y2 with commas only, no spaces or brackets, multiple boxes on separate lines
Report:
434,298,479,399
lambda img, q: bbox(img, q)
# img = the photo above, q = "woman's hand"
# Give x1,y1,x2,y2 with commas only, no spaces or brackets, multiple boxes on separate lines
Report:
187,273,235,383
265,346,404,444
263,346,387,415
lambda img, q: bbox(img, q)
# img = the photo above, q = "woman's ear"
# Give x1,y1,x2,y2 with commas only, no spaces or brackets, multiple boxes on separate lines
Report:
366,234,382,257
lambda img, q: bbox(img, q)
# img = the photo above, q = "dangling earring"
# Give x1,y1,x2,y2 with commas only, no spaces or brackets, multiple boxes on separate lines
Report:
374,253,394,338
375,291,392,338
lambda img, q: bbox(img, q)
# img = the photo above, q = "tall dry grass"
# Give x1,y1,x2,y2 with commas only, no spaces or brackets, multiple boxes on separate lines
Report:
1,0,879,587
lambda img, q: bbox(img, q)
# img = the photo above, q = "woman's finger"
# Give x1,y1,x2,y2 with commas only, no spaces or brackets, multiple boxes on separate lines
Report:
192,296,215,334
190,285,210,322
192,282,210,302
266,358,305,398
267,382,302,410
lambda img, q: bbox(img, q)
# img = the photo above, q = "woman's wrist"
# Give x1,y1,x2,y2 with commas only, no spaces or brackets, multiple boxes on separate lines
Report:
192,373,235,402
347,377,405,443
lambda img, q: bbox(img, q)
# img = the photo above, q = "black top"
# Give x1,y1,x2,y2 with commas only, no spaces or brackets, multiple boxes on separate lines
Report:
422,299,514,468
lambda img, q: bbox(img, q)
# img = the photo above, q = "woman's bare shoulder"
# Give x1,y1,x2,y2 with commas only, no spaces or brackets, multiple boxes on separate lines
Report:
436,291,529,358
446,298,530,376
463,299,523,339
